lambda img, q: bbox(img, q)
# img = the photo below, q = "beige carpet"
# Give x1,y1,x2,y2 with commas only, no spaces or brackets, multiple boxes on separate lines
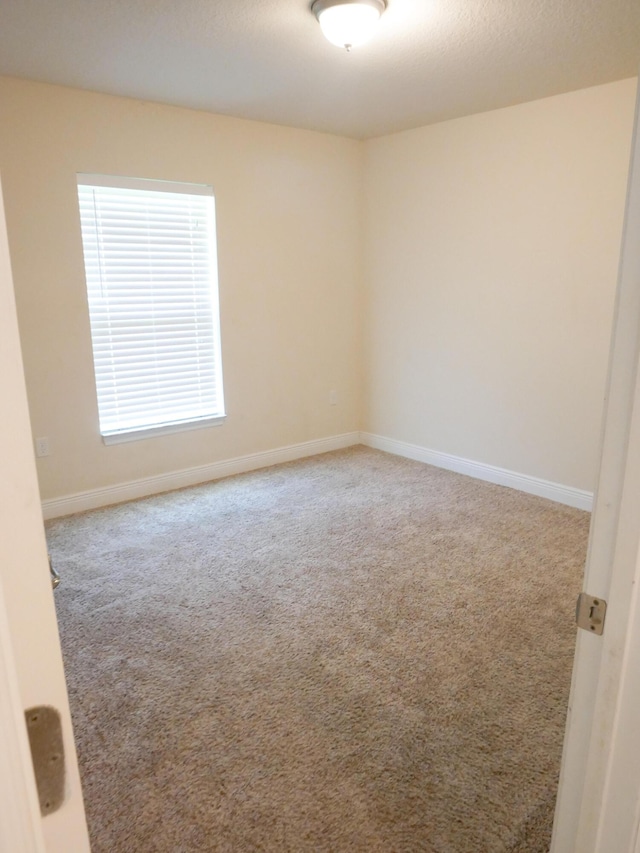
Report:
47,447,589,852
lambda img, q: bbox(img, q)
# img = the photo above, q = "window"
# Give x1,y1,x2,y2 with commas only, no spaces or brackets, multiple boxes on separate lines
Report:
77,175,225,444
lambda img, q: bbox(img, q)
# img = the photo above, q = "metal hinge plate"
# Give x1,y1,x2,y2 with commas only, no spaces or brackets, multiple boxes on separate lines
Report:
24,706,66,815
576,592,607,635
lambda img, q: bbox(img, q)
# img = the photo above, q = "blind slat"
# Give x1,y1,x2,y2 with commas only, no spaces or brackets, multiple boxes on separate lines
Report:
78,178,225,436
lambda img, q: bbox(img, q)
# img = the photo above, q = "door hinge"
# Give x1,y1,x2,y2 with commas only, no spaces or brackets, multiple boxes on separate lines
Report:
576,592,607,635
24,706,66,815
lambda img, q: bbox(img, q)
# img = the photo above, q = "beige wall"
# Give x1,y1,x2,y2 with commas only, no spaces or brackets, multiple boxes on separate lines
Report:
363,79,637,492
0,77,363,500
0,76,636,502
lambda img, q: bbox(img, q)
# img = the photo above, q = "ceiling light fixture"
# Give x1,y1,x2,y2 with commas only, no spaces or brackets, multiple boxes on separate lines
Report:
312,0,386,51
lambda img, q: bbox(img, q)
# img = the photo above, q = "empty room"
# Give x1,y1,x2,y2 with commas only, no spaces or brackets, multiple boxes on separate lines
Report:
1,1,640,852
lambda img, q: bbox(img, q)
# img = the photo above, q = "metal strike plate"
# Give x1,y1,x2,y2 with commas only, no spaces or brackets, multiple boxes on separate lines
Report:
24,706,65,815
576,592,607,636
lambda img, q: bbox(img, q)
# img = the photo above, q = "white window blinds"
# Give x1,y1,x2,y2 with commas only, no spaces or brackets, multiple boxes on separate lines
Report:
77,175,225,442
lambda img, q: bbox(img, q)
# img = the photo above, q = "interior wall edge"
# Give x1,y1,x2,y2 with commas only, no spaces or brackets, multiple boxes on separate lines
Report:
361,432,593,511
41,432,361,520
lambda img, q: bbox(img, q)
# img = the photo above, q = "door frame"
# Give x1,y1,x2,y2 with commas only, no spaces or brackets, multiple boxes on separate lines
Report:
0,171,90,853
588,360,640,850
0,577,46,853
552,75,640,851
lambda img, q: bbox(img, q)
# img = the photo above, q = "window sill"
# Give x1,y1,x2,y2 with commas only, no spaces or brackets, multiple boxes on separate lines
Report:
101,415,226,446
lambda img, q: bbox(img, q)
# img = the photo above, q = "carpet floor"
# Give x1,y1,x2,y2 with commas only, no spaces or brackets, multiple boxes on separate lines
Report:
47,447,590,852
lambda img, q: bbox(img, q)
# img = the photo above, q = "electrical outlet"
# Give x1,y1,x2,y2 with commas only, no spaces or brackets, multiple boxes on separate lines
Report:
35,437,50,458
329,390,338,406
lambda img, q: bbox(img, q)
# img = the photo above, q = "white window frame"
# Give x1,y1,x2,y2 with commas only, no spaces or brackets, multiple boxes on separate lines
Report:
77,174,225,444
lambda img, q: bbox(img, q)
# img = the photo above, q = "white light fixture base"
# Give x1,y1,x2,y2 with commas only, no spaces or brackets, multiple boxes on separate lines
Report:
311,0,387,51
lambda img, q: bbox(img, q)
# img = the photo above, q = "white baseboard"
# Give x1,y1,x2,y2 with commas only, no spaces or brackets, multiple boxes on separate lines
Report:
360,432,593,511
41,432,361,520
42,429,593,519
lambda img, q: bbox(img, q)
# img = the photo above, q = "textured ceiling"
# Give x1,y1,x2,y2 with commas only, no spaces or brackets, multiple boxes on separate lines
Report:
0,0,638,138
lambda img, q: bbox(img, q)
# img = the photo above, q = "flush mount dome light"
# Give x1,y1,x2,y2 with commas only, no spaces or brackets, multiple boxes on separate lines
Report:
312,0,387,51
